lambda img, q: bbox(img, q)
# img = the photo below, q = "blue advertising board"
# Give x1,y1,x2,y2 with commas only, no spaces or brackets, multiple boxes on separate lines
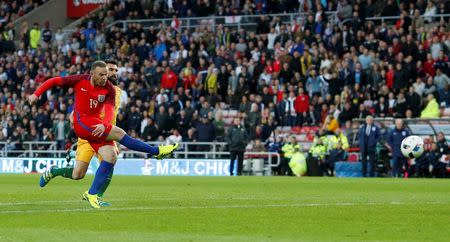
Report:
0,158,232,176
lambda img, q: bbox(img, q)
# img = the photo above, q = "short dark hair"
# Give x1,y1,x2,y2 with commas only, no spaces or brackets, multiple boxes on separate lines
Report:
104,59,118,65
91,61,106,70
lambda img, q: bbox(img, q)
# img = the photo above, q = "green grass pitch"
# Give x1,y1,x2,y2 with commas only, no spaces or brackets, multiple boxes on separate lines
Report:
0,175,449,241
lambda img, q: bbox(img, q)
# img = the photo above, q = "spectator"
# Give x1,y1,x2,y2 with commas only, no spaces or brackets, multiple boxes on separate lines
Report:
386,119,410,178
165,129,182,145
337,0,352,21
51,113,69,150
29,22,41,49
227,117,249,176
358,115,380,177
405,86,422,117
413,77,426,97
374,96,388,118
434,68,450,91
195,114,216,149
331,128,350,152
306,69,321,97
411,142,432,178
308,134,327,176
433,132,449,178
322,141,346,176
294,87,309,126
249,139,266,152
41,21,52,48
213,112,225,141
423,1,437,23
127,106,143,133
438,83,450,107
281,136,301,176
142,118,159,142
421,94,440,118
423,77,437,96
289,147,307,177
155,106,169,135
323,112,339,134
161,66,178,91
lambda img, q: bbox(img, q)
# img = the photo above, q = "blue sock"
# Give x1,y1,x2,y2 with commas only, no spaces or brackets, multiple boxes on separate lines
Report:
119,134,159,155
88,161,114,195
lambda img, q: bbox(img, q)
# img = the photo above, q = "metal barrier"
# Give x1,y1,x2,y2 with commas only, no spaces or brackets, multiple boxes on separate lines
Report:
0,141,58,158
352,118,450,137
0,141,280,167
366,14,450,24
0,141,281,176
101,11,337,32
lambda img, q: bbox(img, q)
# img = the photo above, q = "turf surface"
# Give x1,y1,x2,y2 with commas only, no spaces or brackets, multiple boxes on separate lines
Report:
0,175,449,241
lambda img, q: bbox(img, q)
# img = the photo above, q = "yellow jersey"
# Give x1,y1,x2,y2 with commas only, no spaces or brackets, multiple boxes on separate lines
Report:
99,86,122,125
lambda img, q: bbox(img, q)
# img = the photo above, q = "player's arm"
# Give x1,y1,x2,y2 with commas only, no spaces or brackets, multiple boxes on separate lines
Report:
29,74,89,104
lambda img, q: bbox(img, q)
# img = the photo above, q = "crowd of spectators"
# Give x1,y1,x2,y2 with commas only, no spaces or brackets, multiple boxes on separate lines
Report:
75,0,343,24
0,0,450,163
0,0,47,25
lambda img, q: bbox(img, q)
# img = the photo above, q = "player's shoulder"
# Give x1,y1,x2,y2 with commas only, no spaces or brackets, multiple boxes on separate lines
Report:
69,74,90,80
62,74,90,83
114,86,122,92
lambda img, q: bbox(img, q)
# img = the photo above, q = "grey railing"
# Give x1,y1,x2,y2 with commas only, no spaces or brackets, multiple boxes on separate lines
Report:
0,141,57,158
0,141,281,175
352,118,450,138
100,11,337,32
0,141,280,165
366,14,450,24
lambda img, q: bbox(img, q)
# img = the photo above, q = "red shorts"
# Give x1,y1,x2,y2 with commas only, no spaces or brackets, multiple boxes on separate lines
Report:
74,112,114,152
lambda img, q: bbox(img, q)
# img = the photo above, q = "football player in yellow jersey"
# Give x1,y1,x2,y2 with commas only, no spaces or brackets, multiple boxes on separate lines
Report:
40,59,121,205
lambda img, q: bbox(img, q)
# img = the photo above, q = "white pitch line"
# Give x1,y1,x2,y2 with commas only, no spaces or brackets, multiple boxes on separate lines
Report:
0,198,135,206
0,196,324,207
0,201,448,214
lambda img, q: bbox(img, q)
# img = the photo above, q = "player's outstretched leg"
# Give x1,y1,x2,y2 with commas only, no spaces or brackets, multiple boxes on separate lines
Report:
39,166,56,187
40,166,75,187
156,143,179,160
108,126,179,159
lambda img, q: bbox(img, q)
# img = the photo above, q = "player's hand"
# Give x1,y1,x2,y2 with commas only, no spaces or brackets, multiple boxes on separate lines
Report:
91,124,106,137
28,94,38,104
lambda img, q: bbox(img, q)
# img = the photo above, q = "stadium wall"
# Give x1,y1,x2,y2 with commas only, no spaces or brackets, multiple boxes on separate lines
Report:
13,0,72,39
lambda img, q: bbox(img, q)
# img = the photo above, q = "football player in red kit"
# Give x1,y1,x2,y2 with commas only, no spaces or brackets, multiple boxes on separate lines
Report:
29,61,178,208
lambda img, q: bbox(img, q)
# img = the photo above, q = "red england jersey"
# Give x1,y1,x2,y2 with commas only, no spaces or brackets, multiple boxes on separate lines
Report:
34,74,116,121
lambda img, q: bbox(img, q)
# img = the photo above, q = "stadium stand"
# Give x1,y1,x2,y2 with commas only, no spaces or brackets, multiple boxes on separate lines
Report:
0,0,48,23
0,0,449,177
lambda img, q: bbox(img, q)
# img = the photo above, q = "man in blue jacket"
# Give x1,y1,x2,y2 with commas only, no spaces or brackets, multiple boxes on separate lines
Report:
358,115,380,177
386,119,410,177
